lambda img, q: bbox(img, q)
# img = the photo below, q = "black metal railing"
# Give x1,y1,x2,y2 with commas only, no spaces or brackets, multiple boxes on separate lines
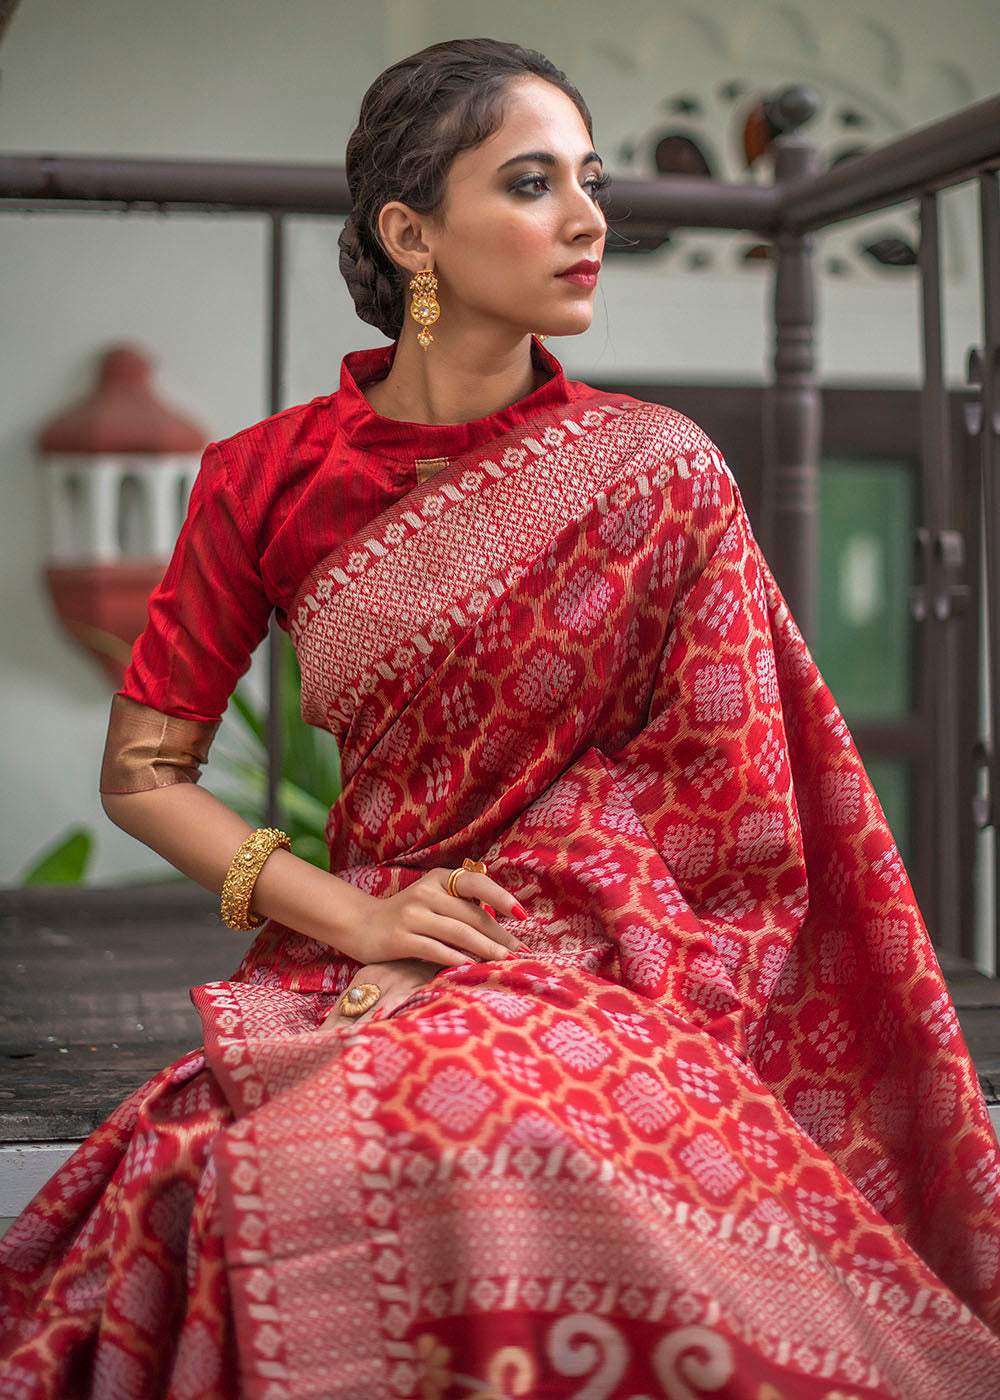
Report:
2,90,998,961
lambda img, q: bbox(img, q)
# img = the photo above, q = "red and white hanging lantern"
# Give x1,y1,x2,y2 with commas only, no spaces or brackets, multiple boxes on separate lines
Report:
38,345,208,684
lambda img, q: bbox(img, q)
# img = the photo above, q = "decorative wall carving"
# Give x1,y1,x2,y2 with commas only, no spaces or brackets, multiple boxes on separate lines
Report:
595,0,976,282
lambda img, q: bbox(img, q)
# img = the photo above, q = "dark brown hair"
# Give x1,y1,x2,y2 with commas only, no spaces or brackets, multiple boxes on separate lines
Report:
338,38,593,339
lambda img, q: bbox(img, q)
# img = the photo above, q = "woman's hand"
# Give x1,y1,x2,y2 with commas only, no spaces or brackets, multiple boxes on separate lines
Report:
101,786,530,970
324,959,440,1027
330,866,529,969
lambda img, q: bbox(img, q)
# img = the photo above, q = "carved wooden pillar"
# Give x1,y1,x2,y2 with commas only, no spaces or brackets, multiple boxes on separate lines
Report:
762,91,822,645
970,171,1000,964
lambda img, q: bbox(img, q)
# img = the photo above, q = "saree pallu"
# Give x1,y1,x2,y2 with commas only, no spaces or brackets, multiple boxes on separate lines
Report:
3,393,1000,1399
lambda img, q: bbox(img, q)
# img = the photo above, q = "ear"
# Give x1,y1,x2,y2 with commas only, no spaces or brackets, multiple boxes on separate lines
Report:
378,201,436,276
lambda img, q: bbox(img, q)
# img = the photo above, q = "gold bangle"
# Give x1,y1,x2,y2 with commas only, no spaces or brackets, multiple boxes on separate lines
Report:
220,827,291,931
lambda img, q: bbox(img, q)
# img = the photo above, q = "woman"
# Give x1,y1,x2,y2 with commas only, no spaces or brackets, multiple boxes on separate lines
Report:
3,37,1000,1400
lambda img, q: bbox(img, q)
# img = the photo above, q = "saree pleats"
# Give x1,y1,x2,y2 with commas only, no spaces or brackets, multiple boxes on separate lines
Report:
1,1051,237,1397
192,966,999,1399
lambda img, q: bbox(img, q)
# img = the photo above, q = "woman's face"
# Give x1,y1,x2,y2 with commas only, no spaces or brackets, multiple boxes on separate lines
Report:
425,76,607,342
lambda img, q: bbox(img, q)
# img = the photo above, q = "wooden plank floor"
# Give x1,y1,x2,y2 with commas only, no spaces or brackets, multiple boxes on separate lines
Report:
0,884,234,1140
2,885,999,1146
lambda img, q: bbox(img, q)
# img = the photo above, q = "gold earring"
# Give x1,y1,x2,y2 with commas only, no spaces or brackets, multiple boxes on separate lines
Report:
409,270,440,350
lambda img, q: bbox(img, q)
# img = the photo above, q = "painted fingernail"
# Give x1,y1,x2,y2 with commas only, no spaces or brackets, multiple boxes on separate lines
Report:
369,1007,385,1022
462,958,476,966
518,943,532,954
511,903,528,920
482,903,496,919
504,951,520,962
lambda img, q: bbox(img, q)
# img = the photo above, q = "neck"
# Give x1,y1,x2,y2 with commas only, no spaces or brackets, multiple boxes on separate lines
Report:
364,326,542,426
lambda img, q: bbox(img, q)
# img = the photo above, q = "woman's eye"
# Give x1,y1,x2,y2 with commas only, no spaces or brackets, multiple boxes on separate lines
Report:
511,172,610,201
512,176,549,196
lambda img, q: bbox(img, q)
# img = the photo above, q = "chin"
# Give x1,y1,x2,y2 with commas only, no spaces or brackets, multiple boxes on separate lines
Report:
535,310,595,340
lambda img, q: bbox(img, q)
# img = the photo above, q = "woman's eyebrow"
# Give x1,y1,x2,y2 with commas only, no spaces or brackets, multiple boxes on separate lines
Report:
497,149,603,172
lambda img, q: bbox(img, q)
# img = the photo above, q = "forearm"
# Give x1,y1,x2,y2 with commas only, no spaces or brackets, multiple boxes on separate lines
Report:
101,783,368,948
102,777,526,970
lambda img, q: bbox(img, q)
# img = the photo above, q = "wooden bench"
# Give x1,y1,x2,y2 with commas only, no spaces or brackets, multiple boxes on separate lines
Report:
3,885,999,1228
0,883,234,1224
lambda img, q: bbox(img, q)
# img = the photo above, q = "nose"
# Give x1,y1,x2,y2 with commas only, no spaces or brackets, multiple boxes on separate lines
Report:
567,184,607,245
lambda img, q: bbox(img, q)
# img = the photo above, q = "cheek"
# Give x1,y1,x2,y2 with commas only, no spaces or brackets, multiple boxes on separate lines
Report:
504,223,551,258
458,208,553,264
505,207,558,251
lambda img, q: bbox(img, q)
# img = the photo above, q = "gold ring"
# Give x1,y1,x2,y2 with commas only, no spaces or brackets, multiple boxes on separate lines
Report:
447,858,487,899
338,983,382,1018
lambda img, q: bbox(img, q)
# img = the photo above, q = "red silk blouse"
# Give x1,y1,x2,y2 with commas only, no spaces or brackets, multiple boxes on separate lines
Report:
121,341,591,724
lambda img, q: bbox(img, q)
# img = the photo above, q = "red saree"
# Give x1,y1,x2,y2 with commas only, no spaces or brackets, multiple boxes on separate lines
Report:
3,389,1000,1399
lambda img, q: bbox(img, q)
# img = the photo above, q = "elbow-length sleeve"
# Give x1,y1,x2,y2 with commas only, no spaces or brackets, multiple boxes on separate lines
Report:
100,441,273,793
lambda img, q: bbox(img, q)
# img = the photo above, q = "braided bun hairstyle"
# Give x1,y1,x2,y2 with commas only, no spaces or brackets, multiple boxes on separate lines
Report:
339,38,593,339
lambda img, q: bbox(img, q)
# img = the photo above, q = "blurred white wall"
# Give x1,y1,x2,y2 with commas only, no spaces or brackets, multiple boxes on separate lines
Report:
0,0,997,884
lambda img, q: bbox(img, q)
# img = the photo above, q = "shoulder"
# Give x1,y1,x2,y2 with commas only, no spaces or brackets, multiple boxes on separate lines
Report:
569,387,733,483
211,390,342,477
194,390,346,541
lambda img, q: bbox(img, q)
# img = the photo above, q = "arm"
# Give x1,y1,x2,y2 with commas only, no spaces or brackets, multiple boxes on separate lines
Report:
101,779,525,968
101,437,524,969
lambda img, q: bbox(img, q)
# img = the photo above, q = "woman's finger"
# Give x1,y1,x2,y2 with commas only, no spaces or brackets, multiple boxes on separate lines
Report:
394,932,475,969
357,971,446,1023
326,963,428,1026
405,916,523,966
430,881,530,953
426,893,527,955
353,991,407,1026
440,870,528,922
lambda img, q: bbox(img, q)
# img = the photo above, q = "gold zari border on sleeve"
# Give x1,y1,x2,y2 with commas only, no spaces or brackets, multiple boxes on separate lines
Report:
100,694,220,794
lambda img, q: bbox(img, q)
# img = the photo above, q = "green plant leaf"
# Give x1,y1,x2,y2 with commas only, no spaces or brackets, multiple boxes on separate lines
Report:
228,686,266,747
211,632,342,870
290,833,330,869
22,827,94,885
277,779,333,832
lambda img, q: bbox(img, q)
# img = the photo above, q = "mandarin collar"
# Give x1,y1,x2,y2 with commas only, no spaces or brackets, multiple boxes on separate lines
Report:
336,339,573,461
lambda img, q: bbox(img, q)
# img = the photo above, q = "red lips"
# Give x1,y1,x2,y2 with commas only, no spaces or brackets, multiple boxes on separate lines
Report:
557,259,602,278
